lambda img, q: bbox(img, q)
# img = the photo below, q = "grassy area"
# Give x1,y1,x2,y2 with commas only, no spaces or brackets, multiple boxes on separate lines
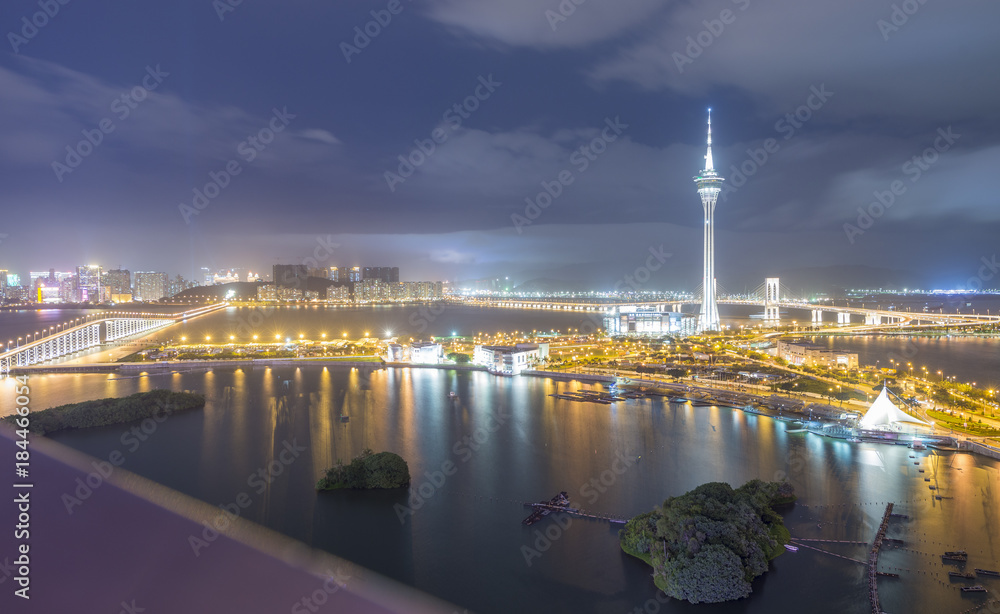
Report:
927,409,1000,437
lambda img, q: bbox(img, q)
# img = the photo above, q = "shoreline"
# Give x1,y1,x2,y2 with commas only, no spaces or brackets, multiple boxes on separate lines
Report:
9,358,1000,460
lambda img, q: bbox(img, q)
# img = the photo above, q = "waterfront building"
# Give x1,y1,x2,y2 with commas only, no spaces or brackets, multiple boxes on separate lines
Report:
410,342,444,364
604,305,685,335
775,339,859,368
694,109,723,332
257,284,277,301
859,387,930,431
473,343,549,375
277,287,303,301
134,272,169,301
326,285,350,303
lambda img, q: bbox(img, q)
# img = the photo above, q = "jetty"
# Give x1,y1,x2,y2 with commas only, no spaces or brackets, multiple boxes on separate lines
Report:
868,502,894,614
522,491,570,526
521,492,627,525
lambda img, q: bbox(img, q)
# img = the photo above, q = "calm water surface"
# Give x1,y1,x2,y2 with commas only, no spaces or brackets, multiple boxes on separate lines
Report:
3,366,998,614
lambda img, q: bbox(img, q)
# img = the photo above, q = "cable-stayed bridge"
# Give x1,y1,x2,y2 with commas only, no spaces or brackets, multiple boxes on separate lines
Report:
0,303,225,373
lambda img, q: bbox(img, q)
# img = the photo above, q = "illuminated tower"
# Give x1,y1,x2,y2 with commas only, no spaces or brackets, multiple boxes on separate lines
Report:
694,109,723,332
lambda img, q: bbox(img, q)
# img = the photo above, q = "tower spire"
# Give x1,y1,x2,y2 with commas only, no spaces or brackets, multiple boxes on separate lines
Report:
704,108,714,171
693,107,724,333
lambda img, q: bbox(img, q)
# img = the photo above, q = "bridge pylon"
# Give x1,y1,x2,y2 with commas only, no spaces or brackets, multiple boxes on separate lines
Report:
764,277,780,321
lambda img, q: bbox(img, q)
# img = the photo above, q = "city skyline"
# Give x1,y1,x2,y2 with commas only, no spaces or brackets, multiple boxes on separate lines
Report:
1,1,999,290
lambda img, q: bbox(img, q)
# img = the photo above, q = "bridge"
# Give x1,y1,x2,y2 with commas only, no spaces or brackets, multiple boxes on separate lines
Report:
459,296,1000,329
0,304,226,374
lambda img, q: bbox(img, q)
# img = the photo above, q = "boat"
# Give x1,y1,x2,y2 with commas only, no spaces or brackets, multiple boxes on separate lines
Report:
961,586,987,593
448,391,458,400
847,437,862,443
911,441,927,450
784,544,798,552
945,551,968,557
929,485,937,490
976,569,1000,577
949,572,976,580
942,553,968,562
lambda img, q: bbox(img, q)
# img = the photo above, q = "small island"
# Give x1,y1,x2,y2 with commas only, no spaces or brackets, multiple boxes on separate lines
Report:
316,449,410,490
619,479,795,604
3,389,205,435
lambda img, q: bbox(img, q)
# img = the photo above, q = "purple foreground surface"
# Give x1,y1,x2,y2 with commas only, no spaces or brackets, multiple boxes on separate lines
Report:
0,425,458,614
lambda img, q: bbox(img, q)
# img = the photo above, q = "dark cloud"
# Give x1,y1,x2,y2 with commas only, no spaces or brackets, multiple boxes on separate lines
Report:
0,0,996,291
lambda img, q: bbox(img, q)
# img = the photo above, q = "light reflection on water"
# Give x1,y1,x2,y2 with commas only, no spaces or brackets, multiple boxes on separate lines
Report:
4,366,999,613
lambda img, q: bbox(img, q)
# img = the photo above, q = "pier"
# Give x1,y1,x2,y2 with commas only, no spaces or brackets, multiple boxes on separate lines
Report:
868,503,894,614
519,492,627,525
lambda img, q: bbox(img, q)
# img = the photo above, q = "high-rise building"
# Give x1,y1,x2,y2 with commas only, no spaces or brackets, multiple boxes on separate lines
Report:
273,264,310,288
693,109,723,332
76,265,102,303
0,270,8,299
105,268,132,300
362,267,399,283
134,272,168,301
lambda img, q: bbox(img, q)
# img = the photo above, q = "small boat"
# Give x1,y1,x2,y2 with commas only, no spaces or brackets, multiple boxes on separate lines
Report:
949,572,976,580
448,391,458,399
961,586,987,593
976,569,1000,577
784,544,799,552
847,437,862,443
929,485,937,490
339,415,350,423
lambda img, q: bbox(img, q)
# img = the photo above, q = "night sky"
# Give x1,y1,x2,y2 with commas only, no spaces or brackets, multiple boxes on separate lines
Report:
1,0,997,291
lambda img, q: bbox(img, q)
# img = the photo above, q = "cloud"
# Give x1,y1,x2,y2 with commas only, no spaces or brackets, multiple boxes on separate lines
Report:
297,129,341,145
588,0,1000,122
0,55,340,175
423,0,666,48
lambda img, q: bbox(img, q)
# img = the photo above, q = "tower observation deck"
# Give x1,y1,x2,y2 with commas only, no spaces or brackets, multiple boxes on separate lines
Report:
694,109,724,332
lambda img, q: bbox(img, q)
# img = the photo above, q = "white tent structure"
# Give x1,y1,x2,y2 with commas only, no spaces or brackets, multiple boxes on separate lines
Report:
859,387,930,431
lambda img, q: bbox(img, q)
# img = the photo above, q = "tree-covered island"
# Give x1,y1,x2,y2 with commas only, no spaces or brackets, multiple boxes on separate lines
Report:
316,449,410,490
2,389,205,435
619,479,796,604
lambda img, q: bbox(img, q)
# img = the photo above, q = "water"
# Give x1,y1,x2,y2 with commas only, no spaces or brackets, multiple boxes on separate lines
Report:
4,366,999,614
